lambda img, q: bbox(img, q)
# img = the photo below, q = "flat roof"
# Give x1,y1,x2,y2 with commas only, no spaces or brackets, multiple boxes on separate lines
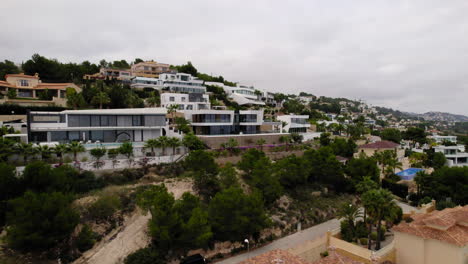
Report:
32,108,167,115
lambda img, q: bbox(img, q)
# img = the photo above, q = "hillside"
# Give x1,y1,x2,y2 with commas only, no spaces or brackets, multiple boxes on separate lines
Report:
416,111,468,122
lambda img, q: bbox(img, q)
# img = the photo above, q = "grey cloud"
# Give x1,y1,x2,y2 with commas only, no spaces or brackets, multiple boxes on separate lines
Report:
1,0,467,115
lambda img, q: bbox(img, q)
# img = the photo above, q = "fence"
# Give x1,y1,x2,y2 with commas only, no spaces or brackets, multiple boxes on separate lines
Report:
15,154,185,174
326,229,397,264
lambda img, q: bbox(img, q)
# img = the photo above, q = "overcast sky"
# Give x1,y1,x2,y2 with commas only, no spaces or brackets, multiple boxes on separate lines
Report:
1,0,468,115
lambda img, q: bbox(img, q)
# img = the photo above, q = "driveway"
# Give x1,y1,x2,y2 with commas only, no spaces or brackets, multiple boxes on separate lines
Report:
215,218,340,264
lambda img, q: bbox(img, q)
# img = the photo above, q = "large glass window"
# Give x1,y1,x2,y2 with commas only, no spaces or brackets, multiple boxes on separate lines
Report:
103,130,116,142
68,131,80,141
132,115,142,126
108,115,117,126
101,115,109,126
31,132,47,142
239,114,257,123
91,115,100,126
68,115,79,127
90,131,104,141
117,116,132,127
144,115,165,126
192,114,231,123
79,115,91,127
50,131,67,141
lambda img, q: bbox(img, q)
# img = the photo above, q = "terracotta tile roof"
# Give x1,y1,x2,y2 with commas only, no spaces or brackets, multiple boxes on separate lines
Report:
393,205,468,246
5,73,39,79
312,251,363,264
239,249,311,264
358,140,399,149
0,80,16,88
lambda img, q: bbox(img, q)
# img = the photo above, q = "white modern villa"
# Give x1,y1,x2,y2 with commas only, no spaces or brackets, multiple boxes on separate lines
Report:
434,145,468,167
27,108,168,144
428,134,457,144
277,114,311,133
205,82,265,106
159,73,206,94
160,92,210,111
130,73,206,94
130,76,164,90
183,109,265,135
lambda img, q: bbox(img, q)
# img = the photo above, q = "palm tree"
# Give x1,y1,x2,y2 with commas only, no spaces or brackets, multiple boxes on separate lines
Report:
144,138,160,156
167,104,179,125
337,203,362,241
362,189,398,250
157,136,170,156
384,150,403,176
167,137,181,155
67,141,85,163
54,143,68,163
146,91,160,107
15,142,37,164
0,138,15,162
256,138,266,151
356,176,379,223
36,144,54,162
91,91,111,109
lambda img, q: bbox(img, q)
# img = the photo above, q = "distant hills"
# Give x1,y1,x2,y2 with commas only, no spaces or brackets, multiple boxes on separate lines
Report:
412,111,468,122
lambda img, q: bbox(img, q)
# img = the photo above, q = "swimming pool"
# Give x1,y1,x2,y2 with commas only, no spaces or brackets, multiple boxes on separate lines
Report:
396,168,424,180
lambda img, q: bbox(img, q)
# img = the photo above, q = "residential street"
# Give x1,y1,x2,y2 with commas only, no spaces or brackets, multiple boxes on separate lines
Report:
215,219,340,264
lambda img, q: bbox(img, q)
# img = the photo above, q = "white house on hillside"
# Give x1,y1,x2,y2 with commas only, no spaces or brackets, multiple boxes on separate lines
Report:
160,92,210,111
277,114,310,133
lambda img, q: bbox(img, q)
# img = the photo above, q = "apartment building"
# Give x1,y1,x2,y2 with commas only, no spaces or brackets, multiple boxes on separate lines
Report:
184,109,264,135
27,108,167,144
428,134,457,144
159,73,206,93
131,60,173,78
0,73,81,107
160,92,210,110
205,82,265,106
434,145,468,167
393,205,468,264
277,114,311,133
130,76,164,90
83,68,132,83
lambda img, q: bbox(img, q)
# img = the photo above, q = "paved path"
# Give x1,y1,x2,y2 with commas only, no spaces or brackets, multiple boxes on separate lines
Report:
215,218,340,264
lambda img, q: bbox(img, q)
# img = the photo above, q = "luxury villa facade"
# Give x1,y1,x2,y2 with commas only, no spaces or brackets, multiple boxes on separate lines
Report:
28,108,167,144
277,114,311,133
160,92,210,111
0,73,81,106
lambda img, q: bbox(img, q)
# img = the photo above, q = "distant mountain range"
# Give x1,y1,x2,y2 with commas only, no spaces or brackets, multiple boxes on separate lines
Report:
410,111,468,122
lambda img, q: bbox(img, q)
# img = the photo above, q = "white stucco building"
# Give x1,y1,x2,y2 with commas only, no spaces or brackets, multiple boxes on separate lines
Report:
434,145,468,167
160,92,210,111
277,114,310,133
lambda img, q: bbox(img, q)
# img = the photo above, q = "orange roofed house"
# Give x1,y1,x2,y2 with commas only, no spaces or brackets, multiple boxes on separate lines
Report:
355,140,403,159
0,73,81,107
393,205,468,264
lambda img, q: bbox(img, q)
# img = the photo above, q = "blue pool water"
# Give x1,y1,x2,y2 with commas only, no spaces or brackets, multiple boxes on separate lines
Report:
396,168,424,180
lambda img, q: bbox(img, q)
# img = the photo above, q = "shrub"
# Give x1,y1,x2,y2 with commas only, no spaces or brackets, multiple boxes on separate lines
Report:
359,238,368,245
320,251,329,258
340,220,354,242
419,196,432,205
370,231,378,241
88,194,122,221
436,200,456,210
403,216,414,223
355,221,368,239
75,224,97,252
124,247,164,264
